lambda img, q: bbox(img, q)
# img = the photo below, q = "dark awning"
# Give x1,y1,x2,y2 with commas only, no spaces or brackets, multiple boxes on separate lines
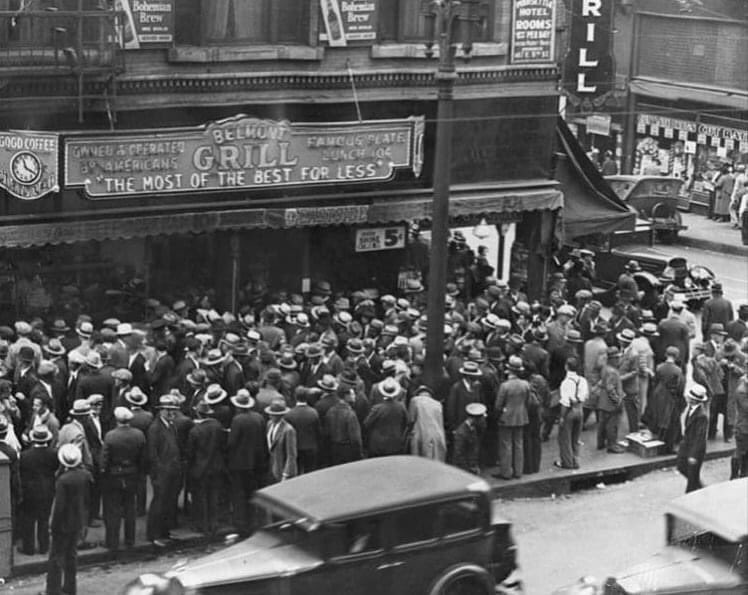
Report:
555,117,635,238
0,182,562,248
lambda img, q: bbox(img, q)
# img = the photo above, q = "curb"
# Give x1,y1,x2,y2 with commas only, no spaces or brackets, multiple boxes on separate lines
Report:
488,447,734,500
678,235,748,257
10,533,219,579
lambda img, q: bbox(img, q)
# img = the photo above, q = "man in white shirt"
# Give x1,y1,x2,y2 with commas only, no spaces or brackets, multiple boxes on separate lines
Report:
555,357,589,470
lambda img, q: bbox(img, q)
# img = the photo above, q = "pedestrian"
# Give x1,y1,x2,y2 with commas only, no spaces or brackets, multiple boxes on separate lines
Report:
83,394,106,527
227,388,266,536
524,371,545,474
656,305,690,370
732,367,748,479
45,444,92,595
325,384,363,465
721,339,746,443
676,385,709,493
284,387,321,474
596,346,625,453
57,399,94,470
186,401,226,536
265,398,298,483
452,403,487,475
494,356,530,479
554,357,588,469
617,329,641,433
146,394,182,548
445,361,483,448
583,320,608,427
726,304,748,343
101,406,146,551
18,426,57,556
648,346,686,453
363,377,408,457
407,384,447,461
701,284,733,342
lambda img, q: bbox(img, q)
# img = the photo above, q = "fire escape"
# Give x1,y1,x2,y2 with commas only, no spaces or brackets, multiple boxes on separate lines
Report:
0,1,123,123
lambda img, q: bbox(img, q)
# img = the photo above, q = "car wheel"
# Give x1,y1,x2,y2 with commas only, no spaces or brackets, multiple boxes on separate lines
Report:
442,576,491,595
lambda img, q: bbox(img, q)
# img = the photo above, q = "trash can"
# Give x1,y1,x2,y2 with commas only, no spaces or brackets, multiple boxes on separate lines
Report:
0,450,11,579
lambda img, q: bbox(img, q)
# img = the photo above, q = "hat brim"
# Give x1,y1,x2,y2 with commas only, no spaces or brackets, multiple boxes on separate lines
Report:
279,360,298,370
616,333,633,343
125,396,148,406
687,392,708,402
70,409,91,416
458,368,483,376
52,325,70,333
265,405,290,416
204,391,228,405
230,396,255,409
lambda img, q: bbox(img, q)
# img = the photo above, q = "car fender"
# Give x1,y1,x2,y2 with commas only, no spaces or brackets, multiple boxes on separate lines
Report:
427,563,495,595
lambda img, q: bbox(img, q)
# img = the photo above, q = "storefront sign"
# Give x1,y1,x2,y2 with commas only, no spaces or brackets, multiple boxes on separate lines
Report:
638,113,747,145
284,205,369,227
65,115,424,199
562,0,614,105
116,0,174,48
0,131,59,200
320,0,377,46
585,114,611,136
510,0,555,64
355,226,406,252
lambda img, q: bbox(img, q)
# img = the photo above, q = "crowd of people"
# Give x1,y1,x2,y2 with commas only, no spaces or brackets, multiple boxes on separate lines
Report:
0,250,747,594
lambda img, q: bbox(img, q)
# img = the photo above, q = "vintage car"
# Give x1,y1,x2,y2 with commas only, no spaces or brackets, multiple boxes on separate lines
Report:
123,456,522,595
659,257,716,309
605,175,687,242
554,478,748,594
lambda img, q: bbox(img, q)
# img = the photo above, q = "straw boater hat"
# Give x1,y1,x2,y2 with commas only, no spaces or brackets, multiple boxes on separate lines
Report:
230,389,255,409
30,426,53,444
506,356,524,374
124,387,148,407
43,338,66,357
565,329,584,344
76,321,94,339
204,384,228,405
58,444,82,468
278,353,298,370
466,402,487,417
70,399,92,416
686,384,708,403
378,377,401,400
156,394,180,410
114,406,134,423
186,368,208,387
317,374,339,393
617,328,636,344
202,348,226,367
639,322,659,337
459,361,483,377
265,398,290,417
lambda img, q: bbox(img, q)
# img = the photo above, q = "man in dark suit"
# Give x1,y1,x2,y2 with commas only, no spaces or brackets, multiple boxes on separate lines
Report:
186,401,226,536
221,343,246,397
701,283,733,341
101,406,146,551
173,337,201,396
656,310,690,370
453,403,487,475
18,427,58,556
146,395,182,547
494,356,531,479
83,394,107,526
148,339,176,400
363,378,408,457
300,344,329,389
63,350,86,423
285,387,321,474
76,352,115,425
265,399,298,483
677,385,709,493
445,362,483,442
520,327,550,378
126,334,150,399
45,444,93,595
726,305,748,343
227,389,266,535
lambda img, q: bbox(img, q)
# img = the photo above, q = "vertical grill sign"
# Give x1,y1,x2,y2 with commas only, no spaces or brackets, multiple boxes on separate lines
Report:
563,0,614,106
511,0,556,64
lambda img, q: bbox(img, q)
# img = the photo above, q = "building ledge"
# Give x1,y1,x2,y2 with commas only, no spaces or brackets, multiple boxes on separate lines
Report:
168,45,324,63
371,42,507,59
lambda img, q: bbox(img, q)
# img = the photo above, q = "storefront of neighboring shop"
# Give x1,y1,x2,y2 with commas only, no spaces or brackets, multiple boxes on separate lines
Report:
0,96,562,323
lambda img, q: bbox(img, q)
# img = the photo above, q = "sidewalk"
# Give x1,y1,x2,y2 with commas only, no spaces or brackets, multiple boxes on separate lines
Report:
678,212,748,256
10,425,736,579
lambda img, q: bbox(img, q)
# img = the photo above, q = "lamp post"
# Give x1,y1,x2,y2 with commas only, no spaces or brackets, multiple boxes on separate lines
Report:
422,0,484,387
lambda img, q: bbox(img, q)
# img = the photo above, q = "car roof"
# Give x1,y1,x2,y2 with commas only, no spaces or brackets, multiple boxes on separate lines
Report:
666,478,748,542
605,175,682,183
255,456,491,525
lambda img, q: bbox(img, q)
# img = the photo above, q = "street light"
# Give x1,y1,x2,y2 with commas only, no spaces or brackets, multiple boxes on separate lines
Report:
422,0,485,387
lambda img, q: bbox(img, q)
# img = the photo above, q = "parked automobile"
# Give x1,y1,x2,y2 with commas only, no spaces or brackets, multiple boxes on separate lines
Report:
554,478,748,594
659,256,716,309
122,456,522,595
605,175,686,243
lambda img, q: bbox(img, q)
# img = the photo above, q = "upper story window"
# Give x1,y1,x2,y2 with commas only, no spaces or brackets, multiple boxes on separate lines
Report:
176,0,310,46
378,0,495,44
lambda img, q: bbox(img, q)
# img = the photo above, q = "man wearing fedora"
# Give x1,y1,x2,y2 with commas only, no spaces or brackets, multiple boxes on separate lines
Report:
408,385,447,462
186,401,226,536
101,406,146,551
227,389,266,534
45,443,93,595
704,323,729,439
75,352,115,425
325,383,364,465
266,399,297,483
173,337,202,396
445,361,484,443
597,347,626,454
721,338,746,443
617,328,641,434
677,385,709,493
18,426,58,556
146,395,182,547
656,305,690,371
583,319,609,427
364,377,408,457
147,339,176,402
494,356,531,479
58,399,94,471
300,344,329,390
701,283,733,342
648,346,686,453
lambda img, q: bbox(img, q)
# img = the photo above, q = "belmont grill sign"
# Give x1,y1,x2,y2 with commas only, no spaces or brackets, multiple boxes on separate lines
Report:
562,0,614,108
64,115,424,198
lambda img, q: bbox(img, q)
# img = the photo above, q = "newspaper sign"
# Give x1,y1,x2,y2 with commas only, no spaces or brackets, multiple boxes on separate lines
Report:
116,0,174,48
0,131,59,200
320,0,377,46
511,0,555,64
355,226,406,252
64,115,425,199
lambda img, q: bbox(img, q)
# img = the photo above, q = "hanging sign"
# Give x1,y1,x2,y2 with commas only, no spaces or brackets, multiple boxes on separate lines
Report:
510,0,556,64
319,0,378,46
116,0,174,49
65,115,425,199
585,113,611,136
355,226,406,252
562,0,615,106
0,131,59,200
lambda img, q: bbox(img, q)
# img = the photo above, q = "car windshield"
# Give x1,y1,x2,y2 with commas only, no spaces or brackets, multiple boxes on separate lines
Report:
670,515,747,573
251,499,315,547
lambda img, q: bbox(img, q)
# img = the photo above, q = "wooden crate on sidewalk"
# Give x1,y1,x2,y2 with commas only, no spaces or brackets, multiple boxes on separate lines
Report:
625,431,666,458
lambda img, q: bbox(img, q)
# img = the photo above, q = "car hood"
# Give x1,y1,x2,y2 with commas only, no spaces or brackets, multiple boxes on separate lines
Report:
167,531,323,589
614,546,741,593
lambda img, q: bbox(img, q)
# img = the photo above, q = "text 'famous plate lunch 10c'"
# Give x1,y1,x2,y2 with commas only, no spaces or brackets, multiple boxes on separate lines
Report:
64,115,425,198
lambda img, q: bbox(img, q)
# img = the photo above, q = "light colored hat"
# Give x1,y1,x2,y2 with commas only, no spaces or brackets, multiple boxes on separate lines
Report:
70,399,92,416
14,321,32,335
459,361,483,377
230,388,255,409
112,368,133,382
77,321,94,338
37,360,57,377
507,355,524,373
204,384,228,405
87,394,104,406
202,349,226,367
378,377,401,399
116,323,133,336
687,384,708,402
156,394,180,410
318,374,339,392
670,299,684,311
114,406,134,423
85,351,103,370
265,398,290,416
465,402,487,417
30,426,53,443
43,339,66,357
125,387,148,407
58,444,82,468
